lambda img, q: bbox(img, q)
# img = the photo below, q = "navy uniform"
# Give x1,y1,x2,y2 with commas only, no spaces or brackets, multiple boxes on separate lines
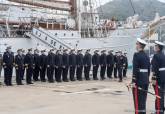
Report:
15,49,24,85
55,50,63,82
33,49,40,81
83,49,92,80
21,50,26,80
151,41,165,114
47,49,55,83
3,46,14,86
100,50,107,80
132,38,150,114
92,50,100,80
114,52,118,78
69,49,77,81
39,50,47,82
62,49,69,82
0,54,2,78
76,50,84,81
123,52,128,78
24,48,34,84
106,50,114,79
117,51,124,82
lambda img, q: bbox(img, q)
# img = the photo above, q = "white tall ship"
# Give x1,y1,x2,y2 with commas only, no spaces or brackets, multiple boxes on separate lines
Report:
0,0,165,66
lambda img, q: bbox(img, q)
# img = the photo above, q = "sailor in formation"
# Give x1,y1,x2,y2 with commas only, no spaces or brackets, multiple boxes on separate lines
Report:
123,52,128,78
15,49,24,85
100,50,107,80
33,49,40,81
3,46,14,86
0,47,129,85
76,49,84,81
0,54,2,79
62,49,69,82
69,49,77,81
24,48,34,84
84,49,92,80
92,50,100,80
106,50,114,79
40,50,47,82
151,41,165,114
132,38,150,114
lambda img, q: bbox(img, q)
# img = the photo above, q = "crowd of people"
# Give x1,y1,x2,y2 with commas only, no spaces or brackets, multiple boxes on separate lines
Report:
0,47,128,86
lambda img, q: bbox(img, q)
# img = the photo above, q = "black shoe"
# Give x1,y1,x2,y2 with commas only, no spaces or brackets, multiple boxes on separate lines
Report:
118,80,122,82
77,78,83,81
57,80,62,83
70,78,76,81
41,80,46,82
33,79,39,82
48,80,54,83
17,83,24,85
101,77,105,80
86,78,90,81
63,79,69,82
93,78,98,80
108,76,112,79
27,82,33,85
9,83,13,86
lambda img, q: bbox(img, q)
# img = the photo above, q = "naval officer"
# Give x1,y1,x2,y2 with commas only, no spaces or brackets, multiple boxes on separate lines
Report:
76,49,84,81
47,49,55,83
100,50,107,80
62,49,69,82
92,50,100,80
39,50,47,82
24,48,34,84
33,49,40,81
151,41,165,114
106,50,114,79
83,49,92,80
3,46,14,86
15,49,24,85
69,49,77,81
132,38,150,114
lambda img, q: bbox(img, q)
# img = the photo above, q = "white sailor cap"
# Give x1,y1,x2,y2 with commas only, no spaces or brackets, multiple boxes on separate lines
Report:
137,38,147,45
155,41,165,46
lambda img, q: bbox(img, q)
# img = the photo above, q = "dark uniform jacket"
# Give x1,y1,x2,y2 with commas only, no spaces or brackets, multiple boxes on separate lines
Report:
0,54,3,68
34,54,40,67
152,52,165,84
76,53,84,66
40,54,47,67
15,54,24,68
106,53,114,66
62,53,69,67
123,56,128,68
84,53,92,66
47,53,55,66
24,53,34,67
132,51,150,85
114,55,118,67
100,53,107,66
3,51,14,67
116,55,124,67
69,53,77,67
55,54,63,67
92,53,100,66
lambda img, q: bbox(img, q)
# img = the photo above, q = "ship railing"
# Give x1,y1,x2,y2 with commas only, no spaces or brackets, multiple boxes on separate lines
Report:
31,27,73,49
0,29,32,38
